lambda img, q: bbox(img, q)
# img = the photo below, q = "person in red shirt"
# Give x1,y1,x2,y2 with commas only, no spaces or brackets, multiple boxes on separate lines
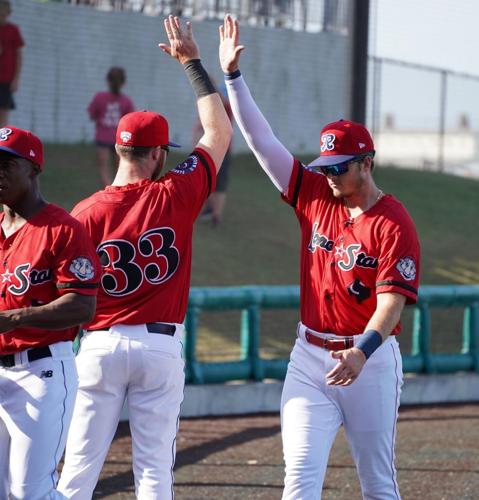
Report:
88,67,135,186
0,126,101,499
58,16,232,499
0,0,24,127
219,15,420,499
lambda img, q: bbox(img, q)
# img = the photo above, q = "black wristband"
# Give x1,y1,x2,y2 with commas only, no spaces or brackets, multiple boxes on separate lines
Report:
183,59,216,98
225,69,241,80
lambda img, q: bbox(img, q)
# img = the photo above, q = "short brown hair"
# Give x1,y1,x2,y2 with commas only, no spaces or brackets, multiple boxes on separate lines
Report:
115,144,154,161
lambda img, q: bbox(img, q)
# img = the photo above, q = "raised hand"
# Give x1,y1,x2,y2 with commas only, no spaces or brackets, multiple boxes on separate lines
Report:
219,14,245,73
159,15,200,64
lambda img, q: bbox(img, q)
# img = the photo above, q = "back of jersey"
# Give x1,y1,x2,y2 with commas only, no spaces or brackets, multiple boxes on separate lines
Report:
72,148,216,329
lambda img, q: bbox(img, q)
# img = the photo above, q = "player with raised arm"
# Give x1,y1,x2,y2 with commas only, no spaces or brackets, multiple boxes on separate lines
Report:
219,14,419,499
58,16,232,500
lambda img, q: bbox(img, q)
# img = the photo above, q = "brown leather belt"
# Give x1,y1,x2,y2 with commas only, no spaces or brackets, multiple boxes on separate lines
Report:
0,346,52,368
305,329,354,351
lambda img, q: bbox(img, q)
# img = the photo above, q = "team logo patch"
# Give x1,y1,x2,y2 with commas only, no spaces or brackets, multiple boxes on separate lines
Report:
69,257,95,281
172,155,198,175
396,257,416,281
320,133,336,152
0,127,12,141
120,131,132,143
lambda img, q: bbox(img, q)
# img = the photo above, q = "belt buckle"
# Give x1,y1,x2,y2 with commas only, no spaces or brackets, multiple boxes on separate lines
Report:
0,355,15,368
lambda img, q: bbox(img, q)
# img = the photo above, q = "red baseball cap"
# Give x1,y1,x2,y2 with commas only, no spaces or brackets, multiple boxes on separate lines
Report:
0,126,44,169
309,119,375,167
115,110,180,148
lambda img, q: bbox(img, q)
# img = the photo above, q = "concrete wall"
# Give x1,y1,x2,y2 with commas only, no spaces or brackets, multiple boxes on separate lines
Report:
9,0,352,153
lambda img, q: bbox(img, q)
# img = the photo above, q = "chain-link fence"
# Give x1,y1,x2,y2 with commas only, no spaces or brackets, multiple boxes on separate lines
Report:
60,0,350,33
367,56,479,177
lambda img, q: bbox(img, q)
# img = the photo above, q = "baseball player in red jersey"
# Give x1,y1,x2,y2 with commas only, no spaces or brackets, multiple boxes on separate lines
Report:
0,126,100,499
219,15,420,499
58,16,232,499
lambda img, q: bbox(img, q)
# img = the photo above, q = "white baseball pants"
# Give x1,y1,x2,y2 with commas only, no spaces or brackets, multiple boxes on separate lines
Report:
0,341,77,500
58,323,185,500
281,324,403,499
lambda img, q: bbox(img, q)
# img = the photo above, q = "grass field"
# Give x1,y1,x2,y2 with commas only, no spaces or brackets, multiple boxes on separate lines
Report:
41,144,479,362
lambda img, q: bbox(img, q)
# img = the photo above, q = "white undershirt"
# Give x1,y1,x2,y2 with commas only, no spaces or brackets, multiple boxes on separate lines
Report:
224,75,294,193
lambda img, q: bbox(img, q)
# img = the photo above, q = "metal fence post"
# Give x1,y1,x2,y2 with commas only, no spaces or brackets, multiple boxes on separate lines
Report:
463,303,479,372
184,306,203,384
412,302,431,372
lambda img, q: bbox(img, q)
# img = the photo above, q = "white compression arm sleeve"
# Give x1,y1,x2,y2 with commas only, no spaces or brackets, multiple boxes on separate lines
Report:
225,75,294,193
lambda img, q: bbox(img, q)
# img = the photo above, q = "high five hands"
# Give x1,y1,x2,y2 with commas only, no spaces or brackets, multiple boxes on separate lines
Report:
159,15,200,64
219,14,245,73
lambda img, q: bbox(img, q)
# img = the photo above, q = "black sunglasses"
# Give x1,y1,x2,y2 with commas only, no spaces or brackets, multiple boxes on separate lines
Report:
160,145,170,154
318,152,374,176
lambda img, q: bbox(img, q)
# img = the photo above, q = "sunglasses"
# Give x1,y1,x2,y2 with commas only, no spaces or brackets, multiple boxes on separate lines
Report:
317,153,373,176
160,145,170,154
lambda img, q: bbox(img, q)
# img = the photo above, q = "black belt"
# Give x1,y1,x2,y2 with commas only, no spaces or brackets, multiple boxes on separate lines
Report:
88,322,176,336
0,346,52,368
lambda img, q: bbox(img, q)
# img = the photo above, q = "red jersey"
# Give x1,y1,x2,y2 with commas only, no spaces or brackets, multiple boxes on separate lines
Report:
283,160,420,335
71,148,216,329
0,22,24,84
0,204,101,355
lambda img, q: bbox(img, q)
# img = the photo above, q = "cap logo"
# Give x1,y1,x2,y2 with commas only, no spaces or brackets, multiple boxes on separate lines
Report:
0,128,12,141
29,149,36,157
320,133,336,153
358,142,365,149
120,131,132,143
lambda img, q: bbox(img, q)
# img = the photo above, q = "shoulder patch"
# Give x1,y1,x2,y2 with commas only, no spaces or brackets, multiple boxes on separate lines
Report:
396,257,416,281
172,155,199,175
69,257,95,281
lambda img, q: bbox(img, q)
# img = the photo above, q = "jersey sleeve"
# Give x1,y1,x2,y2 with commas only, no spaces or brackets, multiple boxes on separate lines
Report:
281,159,331,215
52,220,101,296
375,212,421,304
163,147,217,219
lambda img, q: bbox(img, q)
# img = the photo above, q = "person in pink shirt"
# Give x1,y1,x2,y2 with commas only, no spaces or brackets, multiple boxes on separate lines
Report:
0,0,24,127
88,67,134,186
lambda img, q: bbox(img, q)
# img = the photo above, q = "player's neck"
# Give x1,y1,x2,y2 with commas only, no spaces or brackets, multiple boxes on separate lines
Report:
343,183,383,218
112,161,153,186
2,195,47,236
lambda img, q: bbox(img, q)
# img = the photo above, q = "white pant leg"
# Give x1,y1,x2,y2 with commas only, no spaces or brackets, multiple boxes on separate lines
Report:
281,339,343,500
58,331,127,500
0,345,77,500
128,330,185,500
0,406,11,498
337,338,403,500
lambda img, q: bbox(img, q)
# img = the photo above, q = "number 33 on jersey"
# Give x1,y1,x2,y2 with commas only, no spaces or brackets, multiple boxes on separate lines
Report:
71,149,216,330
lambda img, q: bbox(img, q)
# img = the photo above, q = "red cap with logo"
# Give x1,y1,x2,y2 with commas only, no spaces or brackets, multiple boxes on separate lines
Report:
0,126,44,169
115,110,180,148
309,119,375,167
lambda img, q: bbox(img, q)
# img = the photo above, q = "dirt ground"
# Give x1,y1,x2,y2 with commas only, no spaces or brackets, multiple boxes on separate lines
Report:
88,404,479,499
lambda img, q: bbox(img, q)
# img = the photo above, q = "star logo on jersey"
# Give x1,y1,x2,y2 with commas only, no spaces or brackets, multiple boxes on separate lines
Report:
1,268,13,283
335,244,346,258
69,257,95,281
